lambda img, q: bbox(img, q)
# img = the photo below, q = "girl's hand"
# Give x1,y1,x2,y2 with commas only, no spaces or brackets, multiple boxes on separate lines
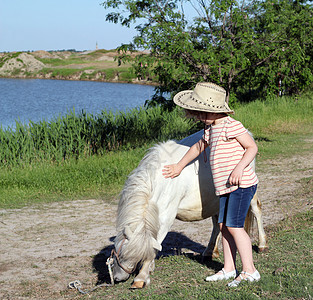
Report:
162,164,183,179
228,132,258,186
228,166,244,186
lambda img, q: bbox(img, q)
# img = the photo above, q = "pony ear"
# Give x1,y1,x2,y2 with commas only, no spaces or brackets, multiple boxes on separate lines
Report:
123,226,133,239
152,237,162,251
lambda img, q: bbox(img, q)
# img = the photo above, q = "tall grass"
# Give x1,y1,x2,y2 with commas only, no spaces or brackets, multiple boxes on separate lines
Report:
234,93,313,137
234,92,313,159
0,93,312,168
0,92,312,208
0,106,196,167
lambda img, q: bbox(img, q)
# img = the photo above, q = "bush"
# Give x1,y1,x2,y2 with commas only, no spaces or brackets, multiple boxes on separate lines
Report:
0,106,196,167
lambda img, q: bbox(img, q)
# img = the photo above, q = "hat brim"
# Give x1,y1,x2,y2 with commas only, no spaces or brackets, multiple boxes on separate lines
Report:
173,90,234,114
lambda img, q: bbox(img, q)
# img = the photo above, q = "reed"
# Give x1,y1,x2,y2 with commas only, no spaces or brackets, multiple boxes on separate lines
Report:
0,92,312,208
0,106,196,167
0,92,312,168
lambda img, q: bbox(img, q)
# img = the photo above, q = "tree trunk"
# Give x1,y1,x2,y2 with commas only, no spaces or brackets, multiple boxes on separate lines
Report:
226,70,234,104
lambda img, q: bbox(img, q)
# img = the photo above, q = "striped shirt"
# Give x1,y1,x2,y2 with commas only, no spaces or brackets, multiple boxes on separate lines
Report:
203,116,258,196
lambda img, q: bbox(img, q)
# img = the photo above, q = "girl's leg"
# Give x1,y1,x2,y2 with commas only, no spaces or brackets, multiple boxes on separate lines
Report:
220,223,237,272
224,186,259,282
205,194,238,281
227,227,256,276
218,194,237,272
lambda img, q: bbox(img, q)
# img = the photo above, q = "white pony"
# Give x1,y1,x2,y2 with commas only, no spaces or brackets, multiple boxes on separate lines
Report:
112,131,268,288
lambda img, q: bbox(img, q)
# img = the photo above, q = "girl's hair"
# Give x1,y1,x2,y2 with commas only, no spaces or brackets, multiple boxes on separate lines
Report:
184,109,201,119
184,109,228,119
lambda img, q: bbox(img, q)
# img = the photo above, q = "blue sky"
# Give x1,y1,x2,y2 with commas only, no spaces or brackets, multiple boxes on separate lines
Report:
0,0,138,52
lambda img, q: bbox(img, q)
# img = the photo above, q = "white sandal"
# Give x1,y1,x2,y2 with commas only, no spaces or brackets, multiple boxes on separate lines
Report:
205,268,237,282
228,270,261,287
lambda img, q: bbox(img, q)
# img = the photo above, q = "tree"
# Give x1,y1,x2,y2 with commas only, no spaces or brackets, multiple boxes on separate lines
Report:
245,0,313,97
102,0,313,105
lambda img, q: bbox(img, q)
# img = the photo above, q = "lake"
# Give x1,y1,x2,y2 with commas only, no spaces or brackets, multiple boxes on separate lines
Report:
0,78,155,129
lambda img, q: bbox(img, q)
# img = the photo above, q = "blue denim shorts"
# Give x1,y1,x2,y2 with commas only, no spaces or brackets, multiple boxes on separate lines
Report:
218,185,257,228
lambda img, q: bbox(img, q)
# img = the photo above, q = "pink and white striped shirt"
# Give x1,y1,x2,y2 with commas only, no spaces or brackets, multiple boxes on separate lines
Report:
203,116,258,196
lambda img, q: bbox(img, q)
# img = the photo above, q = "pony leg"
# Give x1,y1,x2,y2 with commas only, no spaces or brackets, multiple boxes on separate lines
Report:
247,192,268,252
131,259,155,289
202,214,221,259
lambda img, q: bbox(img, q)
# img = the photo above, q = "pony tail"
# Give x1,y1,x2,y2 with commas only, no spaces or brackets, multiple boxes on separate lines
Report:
244,204,254,236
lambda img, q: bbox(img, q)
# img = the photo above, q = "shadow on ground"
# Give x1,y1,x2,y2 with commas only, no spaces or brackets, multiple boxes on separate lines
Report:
92,231,223,285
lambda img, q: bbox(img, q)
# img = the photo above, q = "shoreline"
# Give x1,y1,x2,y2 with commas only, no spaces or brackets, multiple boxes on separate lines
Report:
0,74,158,86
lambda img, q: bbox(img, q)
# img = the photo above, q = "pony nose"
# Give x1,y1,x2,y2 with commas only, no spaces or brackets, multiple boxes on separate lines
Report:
114,271,130,282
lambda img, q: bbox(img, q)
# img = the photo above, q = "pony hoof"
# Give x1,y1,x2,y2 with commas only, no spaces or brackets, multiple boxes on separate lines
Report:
258,246,269,253
130,281,145,289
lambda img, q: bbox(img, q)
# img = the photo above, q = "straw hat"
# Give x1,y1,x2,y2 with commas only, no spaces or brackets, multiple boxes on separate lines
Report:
173,82,234,114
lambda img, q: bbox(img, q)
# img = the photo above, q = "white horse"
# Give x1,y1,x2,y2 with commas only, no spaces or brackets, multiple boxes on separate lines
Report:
112,131,268,288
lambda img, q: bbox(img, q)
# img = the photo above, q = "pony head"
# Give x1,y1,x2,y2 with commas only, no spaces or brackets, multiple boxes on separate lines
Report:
112,225,161,282
112,227,137,282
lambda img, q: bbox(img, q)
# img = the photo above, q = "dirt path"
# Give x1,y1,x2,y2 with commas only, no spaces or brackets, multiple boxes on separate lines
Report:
0,149,312,299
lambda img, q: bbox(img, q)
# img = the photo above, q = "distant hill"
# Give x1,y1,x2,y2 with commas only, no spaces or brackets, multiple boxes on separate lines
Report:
0,49,154,84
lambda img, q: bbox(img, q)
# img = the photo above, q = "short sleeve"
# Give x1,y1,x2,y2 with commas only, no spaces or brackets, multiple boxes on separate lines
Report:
225,120,248,140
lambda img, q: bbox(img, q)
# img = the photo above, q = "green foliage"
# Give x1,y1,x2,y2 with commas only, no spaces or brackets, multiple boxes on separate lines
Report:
0,92,312,168
102,0,313,104
37,58,67,66
119,67,136,82
50,68,80,77
0,92,312,208
0,106,196,167
235,0,313,100
85,49,115,57
0,148,148,208
103,68,115,80
37,67,138,82
0,52,22,68
234,92,313,137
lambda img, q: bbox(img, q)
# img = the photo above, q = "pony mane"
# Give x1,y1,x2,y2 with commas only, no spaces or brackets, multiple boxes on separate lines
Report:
116,142,175,263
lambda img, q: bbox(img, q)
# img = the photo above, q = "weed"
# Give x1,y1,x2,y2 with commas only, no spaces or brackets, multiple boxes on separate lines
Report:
0,92,312,208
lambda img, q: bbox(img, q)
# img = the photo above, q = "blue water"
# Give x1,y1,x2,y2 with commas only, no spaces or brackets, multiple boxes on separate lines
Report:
0,78,155,129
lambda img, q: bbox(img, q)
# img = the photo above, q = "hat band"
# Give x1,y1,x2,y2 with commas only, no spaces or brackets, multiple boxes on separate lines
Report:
190,96,225,109
175,93,229,111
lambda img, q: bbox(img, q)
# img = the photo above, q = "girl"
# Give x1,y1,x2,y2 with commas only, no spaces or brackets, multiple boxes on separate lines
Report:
162,82,260,287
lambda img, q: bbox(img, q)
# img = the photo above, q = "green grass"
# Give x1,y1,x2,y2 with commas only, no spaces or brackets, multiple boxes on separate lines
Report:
234,92,313,159
37,50,116,66
255,133,312,160
0,145,152,209
36,66,139,81
37,58,86,66
234,93,313,137
63,209,313,299
0,106,195,168
0,92,312,209
0,52,22,68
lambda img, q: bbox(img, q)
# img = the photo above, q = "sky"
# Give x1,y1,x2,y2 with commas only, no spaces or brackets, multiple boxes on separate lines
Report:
0,0,138,52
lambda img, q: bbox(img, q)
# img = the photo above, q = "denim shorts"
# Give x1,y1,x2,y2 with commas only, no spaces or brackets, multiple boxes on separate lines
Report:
218,185,257,228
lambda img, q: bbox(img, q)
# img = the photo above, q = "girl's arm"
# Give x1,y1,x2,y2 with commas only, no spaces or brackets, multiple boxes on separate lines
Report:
162,138,208,179
228,132,258,186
